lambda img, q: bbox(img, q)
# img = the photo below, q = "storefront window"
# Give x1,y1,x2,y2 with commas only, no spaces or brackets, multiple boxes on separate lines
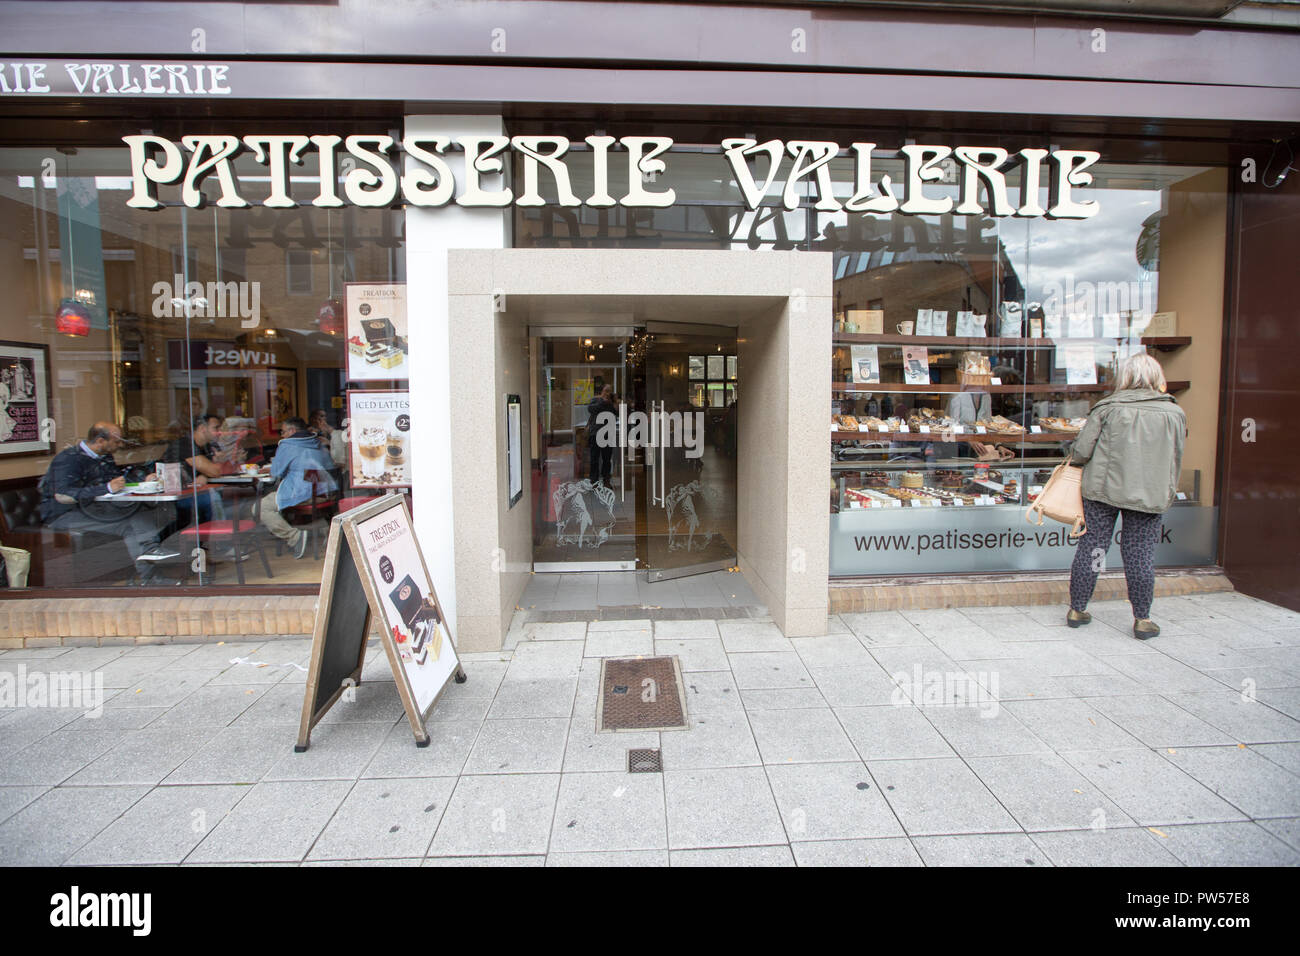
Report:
827,161,1225,576
0,143,405,589
508,139,1228,578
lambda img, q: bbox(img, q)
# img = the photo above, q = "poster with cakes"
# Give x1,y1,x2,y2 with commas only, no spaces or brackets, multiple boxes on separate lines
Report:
347,389,411,488
345,282,409,382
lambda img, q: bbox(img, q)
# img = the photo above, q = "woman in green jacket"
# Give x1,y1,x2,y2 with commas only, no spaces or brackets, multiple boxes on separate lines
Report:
1066,354,1187,639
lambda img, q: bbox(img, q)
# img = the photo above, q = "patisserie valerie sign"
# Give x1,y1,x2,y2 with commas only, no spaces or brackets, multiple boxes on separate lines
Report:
121,133,1101,219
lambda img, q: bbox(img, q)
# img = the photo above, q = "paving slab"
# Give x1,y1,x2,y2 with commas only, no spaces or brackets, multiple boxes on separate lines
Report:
791,837,923,867
658,711,760,770
1059,748,1251,827
307,777,457,861
547,850,669,866
837,706,956,761
563,718,658,773
487,677,577,719
462,718,569,774
1154,822,1300,867
654,637,729,672
264,721,391,781
66,725,219,786
728,651,813,690
677,670,744,715
912,833,1053,867
1029,828,1181,867
967,752,1136,832
670,846,795,866
866,757,1020,837
427,774,561,857
1003,698,1146,751
747,708,859,764
1163,689,1300,744
663,767,786,849
69,784,250,865
0,728,126,786
362,720,481,779
187,779,353,863
765,761,904,842
548,771,666,853
0,786,48,827
1160,745,1300,819
0,785,149,866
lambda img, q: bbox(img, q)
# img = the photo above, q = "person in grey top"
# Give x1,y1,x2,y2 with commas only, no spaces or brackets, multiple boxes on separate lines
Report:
1065,354,1187,639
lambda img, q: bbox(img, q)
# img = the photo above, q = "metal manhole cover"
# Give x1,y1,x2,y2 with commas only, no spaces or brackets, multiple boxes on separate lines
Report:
596,656,688,732
628,748,663,773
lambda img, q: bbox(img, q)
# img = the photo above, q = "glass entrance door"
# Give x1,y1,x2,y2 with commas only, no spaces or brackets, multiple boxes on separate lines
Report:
533,333,637,571
640,332,739,581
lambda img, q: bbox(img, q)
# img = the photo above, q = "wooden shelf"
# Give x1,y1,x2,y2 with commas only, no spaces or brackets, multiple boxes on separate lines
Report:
831,429,1076,443
833,334,1192,351
832,381,1189,394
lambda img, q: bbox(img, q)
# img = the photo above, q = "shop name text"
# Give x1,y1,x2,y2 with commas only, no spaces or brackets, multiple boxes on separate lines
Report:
122,134,1101,219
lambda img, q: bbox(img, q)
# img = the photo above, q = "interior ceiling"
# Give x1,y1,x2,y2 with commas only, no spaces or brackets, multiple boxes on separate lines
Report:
508,293,784,326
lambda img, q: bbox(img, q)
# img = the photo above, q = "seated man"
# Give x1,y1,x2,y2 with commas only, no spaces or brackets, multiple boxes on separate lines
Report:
258,417,337,558
37,421,172,581
161,417,224,528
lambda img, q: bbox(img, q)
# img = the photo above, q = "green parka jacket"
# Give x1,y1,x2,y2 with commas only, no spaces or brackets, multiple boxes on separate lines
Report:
1069,388,1187,514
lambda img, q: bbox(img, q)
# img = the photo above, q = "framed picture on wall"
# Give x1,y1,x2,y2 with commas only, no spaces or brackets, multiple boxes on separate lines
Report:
0,341,52,457
251,368,298,441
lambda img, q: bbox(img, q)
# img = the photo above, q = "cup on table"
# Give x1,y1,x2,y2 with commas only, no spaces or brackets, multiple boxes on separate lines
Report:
897,321,914,335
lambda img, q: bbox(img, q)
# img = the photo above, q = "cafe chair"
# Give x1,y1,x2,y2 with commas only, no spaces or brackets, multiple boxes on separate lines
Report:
282,468,339,560
178,485,273,585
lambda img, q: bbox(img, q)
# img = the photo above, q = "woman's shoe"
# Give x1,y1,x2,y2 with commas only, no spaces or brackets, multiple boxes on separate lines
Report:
1066,609,1091,628
1133,619,1160,640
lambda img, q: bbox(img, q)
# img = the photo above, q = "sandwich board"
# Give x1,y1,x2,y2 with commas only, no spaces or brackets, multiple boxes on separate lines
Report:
296,493,464,751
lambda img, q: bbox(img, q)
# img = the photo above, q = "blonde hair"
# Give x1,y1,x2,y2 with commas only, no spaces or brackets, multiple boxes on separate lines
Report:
1115,353,1166,392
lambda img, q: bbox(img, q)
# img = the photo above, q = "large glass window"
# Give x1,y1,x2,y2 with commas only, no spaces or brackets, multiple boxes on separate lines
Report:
0,142,405,590
509,139,1228,577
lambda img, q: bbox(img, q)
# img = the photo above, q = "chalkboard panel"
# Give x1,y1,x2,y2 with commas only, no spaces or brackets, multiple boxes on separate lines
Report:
313,535,370,717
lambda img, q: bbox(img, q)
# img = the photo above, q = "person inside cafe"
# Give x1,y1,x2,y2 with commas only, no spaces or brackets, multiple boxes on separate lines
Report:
161,416,227,531
257,416,337,558
37,421,173,582
309,407,348,470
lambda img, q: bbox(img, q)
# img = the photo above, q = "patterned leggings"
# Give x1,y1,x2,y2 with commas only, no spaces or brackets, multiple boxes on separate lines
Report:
1068,498,1164,619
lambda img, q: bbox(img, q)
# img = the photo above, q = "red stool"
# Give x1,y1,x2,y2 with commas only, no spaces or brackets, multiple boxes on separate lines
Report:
178,487,273,584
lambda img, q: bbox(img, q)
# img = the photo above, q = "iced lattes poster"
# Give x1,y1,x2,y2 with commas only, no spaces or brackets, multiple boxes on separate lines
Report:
347,389,411,489
345,282,408,382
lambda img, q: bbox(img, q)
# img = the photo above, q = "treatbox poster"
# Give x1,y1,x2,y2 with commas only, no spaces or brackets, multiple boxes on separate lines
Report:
354,501,457,715
347,389,411,489
345,282,408,382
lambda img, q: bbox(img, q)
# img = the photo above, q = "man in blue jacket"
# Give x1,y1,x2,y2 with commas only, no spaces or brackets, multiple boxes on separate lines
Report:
258,417,337,558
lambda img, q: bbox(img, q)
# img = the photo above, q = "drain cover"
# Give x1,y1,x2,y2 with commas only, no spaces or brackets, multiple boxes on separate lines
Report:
596,656,688,732
628,748,663,773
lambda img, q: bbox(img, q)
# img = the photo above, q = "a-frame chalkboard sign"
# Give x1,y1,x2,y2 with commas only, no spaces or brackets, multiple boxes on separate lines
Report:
296,494,465,751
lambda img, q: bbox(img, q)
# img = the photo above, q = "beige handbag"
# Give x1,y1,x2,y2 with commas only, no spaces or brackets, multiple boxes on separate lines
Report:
0,542,31,588
1025,462,1087,538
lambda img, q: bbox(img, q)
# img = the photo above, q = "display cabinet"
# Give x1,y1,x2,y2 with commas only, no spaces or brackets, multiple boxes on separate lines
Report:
827,327,1210,577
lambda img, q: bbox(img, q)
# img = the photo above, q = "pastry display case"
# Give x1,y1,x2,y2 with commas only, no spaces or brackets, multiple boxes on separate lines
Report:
828,324,1212,576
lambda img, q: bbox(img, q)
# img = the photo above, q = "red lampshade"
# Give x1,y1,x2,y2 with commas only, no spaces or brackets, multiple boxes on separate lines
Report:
318,298,344,336
56,300,91,337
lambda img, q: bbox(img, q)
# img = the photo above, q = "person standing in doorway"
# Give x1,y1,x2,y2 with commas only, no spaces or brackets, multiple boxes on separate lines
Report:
586,384,617,487
1065,354,1186,639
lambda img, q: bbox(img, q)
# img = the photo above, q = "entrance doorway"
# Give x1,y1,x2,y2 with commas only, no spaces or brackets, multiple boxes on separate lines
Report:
532,324,739,580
